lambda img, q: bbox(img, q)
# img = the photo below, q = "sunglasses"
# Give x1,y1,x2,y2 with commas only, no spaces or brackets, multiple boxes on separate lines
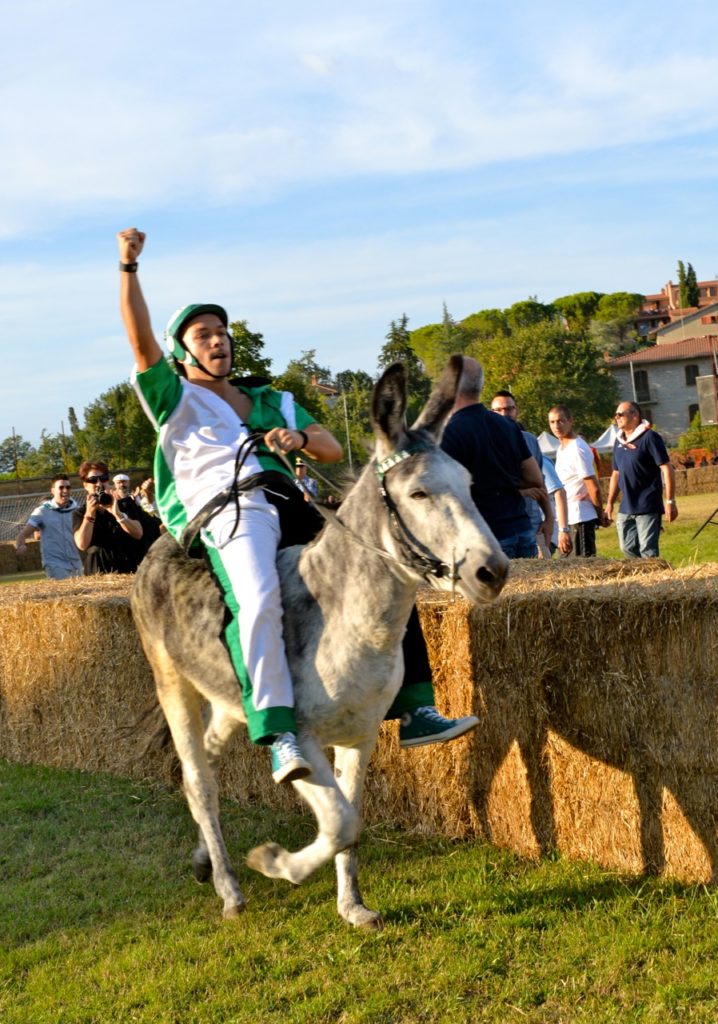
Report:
85,473,109,484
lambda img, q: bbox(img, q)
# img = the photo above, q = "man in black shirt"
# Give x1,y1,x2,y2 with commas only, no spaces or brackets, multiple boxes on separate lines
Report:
441,358,546,558
73,460,144,573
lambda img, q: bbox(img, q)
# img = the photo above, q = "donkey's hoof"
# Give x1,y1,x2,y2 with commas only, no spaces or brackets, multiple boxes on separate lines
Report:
222,896,247,919
246,842,283,879
191,849,212,884
344,906,385,931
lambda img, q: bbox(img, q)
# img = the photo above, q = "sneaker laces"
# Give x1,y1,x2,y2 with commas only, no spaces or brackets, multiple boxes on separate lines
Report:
415,706,444,722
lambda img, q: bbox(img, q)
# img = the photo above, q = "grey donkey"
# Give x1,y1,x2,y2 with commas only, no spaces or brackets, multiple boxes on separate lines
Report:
131,356,509,929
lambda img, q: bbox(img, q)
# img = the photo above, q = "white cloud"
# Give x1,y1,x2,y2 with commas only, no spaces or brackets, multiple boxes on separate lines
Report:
2,2,718,239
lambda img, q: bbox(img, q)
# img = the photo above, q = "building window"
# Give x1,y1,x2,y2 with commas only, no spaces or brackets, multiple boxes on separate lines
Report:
689,404,700,423
685,364,700,386
634,369,650,403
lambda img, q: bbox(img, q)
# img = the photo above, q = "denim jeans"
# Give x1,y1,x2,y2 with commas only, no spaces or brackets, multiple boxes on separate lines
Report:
616,512,662,558
499,526,538,559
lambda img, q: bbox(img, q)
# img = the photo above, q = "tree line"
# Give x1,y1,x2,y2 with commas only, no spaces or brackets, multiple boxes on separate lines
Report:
2,274,703,481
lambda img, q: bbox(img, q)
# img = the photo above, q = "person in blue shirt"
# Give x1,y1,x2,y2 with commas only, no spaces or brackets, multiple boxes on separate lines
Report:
604,402,677,558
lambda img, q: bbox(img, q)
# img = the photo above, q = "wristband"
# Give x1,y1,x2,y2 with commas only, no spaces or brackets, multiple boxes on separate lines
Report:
119,261,138,273
84,517,96,523
297,430,309,449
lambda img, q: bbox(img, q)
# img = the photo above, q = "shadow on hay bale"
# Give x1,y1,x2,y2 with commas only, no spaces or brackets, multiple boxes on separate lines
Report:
1,560,718,883
412,559,718,883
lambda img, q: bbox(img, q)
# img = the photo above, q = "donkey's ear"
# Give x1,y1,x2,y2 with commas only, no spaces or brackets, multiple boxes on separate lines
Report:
372,362,407,455
411,354,464,438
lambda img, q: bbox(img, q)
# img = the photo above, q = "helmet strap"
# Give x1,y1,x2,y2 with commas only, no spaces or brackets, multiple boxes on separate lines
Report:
179,337,235,380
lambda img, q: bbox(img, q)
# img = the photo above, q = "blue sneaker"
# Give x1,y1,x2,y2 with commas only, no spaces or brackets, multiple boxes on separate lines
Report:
270,732,312,784
399,706,479,748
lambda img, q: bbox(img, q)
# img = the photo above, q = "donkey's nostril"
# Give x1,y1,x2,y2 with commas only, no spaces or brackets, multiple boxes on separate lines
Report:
476,566,496,585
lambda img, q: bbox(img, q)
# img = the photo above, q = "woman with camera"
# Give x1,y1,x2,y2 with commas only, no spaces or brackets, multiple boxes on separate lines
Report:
73,460,144,574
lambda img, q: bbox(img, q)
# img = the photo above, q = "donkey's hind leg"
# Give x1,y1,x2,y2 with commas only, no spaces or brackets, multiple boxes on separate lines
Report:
246,738,360,886
156,668,246,918
190,704,244,885
333,742,384,931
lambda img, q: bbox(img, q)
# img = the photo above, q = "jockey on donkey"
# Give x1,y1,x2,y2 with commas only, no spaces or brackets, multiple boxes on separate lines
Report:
118,228,508,928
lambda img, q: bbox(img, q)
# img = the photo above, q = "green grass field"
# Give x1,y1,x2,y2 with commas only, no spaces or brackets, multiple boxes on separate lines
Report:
595,491,718,565
3,761,718,1023
3,494,718,1022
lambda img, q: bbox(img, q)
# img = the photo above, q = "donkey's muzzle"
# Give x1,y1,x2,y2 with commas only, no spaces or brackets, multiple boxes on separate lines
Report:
475,554,508,596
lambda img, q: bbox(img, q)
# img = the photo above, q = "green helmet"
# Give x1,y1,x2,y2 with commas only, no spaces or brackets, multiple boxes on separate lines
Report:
164,303,229,366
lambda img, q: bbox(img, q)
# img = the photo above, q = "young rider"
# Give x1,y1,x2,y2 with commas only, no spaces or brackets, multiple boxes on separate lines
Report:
117,228,343,784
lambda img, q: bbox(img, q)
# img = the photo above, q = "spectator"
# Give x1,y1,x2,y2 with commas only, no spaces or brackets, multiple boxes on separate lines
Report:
15,475,84,579
490,390,554,555
136,477,159,517
604,402,677,558
548,405,606,557
113,472,162,558
441,358,546,558
539,455,572,558
73,460,144,574
294,458,318,501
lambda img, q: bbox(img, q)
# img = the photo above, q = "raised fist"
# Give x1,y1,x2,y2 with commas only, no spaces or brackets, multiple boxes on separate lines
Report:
117,227,146,264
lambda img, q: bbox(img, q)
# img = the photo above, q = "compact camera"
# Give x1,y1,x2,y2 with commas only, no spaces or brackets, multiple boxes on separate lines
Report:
96,485,113,507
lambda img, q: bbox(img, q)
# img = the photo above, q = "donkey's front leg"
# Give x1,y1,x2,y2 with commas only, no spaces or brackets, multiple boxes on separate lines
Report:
333,742,384,930
246,739,359,884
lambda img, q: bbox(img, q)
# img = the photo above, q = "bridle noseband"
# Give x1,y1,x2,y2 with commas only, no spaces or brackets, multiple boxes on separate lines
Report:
372,446,463,586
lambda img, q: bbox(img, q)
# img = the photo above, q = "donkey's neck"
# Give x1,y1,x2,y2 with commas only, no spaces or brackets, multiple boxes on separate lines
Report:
296,466,419,649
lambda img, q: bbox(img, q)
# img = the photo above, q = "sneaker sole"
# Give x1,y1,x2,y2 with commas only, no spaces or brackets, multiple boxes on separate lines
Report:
272,760,312,784
399,716,479,748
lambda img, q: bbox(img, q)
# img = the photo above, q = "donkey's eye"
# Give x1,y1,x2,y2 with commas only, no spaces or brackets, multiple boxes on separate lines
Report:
410,489,428,500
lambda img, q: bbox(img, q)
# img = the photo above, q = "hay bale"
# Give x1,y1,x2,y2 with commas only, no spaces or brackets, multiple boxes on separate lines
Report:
0,540,42,575
2,562,718,883
0,576,175,783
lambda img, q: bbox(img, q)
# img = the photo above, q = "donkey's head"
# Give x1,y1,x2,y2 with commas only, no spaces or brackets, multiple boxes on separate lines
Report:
369,355,508,603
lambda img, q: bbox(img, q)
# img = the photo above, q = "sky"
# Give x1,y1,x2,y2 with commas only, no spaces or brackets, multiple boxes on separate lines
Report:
3,0,718,447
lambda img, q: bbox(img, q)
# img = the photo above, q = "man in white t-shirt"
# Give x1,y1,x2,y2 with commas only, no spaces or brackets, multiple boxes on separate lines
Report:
548,405,606,557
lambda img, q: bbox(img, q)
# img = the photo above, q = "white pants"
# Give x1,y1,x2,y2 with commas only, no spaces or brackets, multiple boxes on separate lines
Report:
202,493,294,730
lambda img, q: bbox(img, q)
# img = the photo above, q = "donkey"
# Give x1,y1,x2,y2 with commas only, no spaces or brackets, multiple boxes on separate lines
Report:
131,356,508,929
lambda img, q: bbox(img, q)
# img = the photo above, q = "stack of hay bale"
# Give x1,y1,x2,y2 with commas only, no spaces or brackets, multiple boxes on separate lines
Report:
1,560,717,882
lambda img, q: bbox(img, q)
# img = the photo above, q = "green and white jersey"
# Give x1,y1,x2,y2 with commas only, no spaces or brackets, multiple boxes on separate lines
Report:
132,357,315,542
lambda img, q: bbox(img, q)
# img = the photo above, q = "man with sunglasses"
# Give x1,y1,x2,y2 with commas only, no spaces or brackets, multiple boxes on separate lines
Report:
73,460,144,574
604,403,676,558
15,475,84,579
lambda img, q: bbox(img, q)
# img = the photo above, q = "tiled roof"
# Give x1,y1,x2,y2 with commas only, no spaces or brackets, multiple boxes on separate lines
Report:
609,337,718,366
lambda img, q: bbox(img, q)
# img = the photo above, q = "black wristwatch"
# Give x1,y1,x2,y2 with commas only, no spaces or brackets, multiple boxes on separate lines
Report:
119,261,138,273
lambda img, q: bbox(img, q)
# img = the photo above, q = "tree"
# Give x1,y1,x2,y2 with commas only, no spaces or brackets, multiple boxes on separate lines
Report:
479,321,618,439
686,263,700,308
505,298,555,332
676,411,718,455
229,319,273,379
0,434,34,475
272,349,334,422
16,429,80,478
590,292,644,355
552,292,604,337
74,381,156,469
334,369,374,393
378,315,431,420
460,309,510,350
409,303,466,382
